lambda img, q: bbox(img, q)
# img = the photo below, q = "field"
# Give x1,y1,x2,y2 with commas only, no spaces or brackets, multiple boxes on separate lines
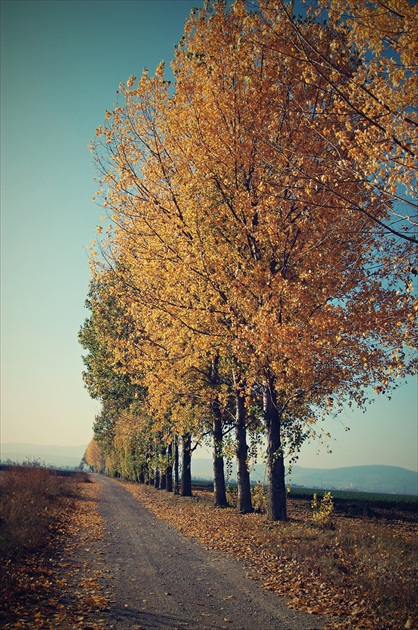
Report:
286,487,418,521
0,463,86,557
288,486,417,503
194,478,418,515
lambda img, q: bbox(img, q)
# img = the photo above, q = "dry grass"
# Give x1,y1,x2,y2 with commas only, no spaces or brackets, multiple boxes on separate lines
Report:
0,474,109,629
0,463,88,557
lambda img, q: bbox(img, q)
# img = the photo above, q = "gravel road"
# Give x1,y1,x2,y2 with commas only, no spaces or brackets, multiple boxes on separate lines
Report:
91,475,324,630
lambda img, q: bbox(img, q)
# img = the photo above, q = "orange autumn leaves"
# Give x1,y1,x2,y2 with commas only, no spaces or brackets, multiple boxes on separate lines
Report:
87,1,416,517
274,0,418,242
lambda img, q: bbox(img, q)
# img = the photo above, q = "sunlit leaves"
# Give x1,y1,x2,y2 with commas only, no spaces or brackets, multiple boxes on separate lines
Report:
86,0,417,520
296,0,418,242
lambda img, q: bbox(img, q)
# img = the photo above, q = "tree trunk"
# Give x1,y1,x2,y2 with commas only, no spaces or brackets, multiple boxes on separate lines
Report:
211,355,228,508
166,442,173,492
263,383,287,521
160,471,167,490
235,387,253,514
160,445,167,490
212,416,229,507
174,437,180,494
154,469,160,489
181,433,192,496
146,450,153,485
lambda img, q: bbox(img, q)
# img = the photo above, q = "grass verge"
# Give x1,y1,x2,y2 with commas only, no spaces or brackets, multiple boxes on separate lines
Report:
0,463,89,557
0,466,108,629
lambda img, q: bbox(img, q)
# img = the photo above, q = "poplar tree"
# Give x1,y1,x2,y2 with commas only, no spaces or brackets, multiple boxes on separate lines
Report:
88,0,416,520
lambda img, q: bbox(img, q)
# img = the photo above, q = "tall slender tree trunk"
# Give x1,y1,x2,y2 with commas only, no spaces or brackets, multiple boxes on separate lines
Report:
154,469,160,489
212,416,229,507
263,381,287,521
181,433,192,497
147,464,154,486
166,442,173,492
159,444,167,490
211,355,228,507
174,437,180,494
160,473,167,490
235,386,253,514
146,449,153,485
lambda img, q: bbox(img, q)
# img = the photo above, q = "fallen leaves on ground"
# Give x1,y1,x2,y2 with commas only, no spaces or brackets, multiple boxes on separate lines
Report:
121,482,417,630
2,474,415,629
0,479,109,629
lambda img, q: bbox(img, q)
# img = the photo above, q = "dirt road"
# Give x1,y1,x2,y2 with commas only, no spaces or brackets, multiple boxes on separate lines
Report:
90,475,323,630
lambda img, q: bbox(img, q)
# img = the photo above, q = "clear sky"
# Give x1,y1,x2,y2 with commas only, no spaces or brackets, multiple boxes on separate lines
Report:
1,0,417,471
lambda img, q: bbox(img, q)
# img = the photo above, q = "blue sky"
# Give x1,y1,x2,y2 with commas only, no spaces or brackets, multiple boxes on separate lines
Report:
1,0,417,471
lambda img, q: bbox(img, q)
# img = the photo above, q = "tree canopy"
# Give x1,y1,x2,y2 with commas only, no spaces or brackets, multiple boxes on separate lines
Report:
82,0,417,520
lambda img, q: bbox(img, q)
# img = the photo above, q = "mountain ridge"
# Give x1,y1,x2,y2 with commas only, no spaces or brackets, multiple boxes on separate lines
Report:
1,443,417,495
0,442,87,468
192,460,418,496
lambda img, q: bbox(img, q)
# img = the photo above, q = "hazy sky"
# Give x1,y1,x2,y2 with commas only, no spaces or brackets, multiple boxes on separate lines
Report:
1,0,417,471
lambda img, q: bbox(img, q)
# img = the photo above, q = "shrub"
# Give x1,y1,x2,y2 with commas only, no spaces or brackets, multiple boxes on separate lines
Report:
252,482,267,513
311,491,334,524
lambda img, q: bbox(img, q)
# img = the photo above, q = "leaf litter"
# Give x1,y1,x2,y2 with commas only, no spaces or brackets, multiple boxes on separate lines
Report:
1,475,415,630
120,481,417,630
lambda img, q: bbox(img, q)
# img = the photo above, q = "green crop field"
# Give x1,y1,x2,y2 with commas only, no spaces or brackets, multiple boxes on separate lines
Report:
288,486,418,504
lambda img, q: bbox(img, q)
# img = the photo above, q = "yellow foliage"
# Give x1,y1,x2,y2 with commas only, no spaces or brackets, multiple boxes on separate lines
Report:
86,0,417,519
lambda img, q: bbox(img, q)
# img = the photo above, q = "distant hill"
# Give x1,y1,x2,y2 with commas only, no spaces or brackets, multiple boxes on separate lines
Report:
0,443,87,469
285,464,418,496
192,459,418,496
2,444,416,496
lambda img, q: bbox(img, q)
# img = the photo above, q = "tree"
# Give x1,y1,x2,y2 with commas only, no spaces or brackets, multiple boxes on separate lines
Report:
88,0,416,521
78,274,144,413
260,0,417,243
233,370,254,514
167,0,416,519
79,271,154,477
84,439,106,473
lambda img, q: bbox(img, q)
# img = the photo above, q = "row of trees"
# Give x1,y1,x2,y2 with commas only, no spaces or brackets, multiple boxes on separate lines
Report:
80,0,417,520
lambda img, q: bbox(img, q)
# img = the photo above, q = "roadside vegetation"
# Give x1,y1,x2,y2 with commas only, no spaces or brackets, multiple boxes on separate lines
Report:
122,479,418,630
0,464,107,629
0,463,82,557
